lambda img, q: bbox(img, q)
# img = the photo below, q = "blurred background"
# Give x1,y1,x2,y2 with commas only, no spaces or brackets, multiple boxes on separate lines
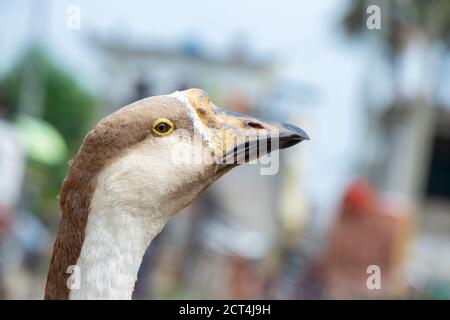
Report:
1,0,450,299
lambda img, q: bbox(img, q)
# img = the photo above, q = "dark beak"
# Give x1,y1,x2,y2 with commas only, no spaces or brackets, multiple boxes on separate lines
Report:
278,123,310,149
214,111,310,165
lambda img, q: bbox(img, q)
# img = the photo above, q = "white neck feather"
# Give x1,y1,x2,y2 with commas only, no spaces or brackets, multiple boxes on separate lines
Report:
69,191,169,300
68,140,177,300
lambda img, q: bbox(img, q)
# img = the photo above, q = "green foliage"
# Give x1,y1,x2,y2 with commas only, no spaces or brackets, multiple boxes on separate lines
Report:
0,47,98,220
1,48,97,150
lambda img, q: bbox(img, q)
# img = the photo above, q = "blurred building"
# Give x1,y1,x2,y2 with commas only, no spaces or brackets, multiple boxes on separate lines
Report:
88,34,273,110
358,24,450,296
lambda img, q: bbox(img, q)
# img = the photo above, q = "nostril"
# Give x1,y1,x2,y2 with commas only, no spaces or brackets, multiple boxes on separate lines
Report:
247,121,264,129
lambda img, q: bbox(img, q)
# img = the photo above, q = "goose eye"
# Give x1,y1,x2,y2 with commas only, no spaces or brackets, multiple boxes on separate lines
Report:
151,119,174,136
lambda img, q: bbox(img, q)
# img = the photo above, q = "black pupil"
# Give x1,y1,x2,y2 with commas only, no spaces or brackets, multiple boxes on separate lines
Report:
156,123,169,133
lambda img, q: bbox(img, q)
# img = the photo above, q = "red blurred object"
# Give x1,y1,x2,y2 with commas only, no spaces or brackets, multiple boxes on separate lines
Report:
0,206,14,234
342,178,377,215
322,178,414,299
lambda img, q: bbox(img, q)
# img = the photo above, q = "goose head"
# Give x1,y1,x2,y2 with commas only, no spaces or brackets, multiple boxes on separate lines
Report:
45,88,309,299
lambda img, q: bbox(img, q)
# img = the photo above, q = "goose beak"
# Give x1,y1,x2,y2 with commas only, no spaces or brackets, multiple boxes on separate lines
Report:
213,110,309,164
276,122,310,148
178,88,309,166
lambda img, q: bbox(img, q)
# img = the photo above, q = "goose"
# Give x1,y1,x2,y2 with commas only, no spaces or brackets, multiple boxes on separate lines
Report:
44,88,309,300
